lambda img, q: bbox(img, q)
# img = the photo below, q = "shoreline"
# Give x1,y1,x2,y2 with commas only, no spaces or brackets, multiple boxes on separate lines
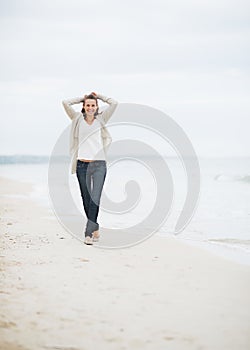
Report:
1,176,250,349
1,171,249,267
171,235,250,267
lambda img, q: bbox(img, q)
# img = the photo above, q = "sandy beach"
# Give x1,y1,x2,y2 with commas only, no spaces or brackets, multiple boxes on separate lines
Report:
0,176,250,350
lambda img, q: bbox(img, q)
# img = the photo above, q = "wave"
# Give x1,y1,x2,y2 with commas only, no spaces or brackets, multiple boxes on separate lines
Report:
208,238,250,246
214,174,250,183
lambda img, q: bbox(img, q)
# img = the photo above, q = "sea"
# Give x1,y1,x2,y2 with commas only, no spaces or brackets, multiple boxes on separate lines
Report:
0,155,250,265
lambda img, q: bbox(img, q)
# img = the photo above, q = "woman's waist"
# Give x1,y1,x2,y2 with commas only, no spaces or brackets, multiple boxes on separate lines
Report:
77,159,106,164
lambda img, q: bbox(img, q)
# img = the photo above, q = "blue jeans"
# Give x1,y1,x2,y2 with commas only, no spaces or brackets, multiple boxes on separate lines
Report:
76,160,107,237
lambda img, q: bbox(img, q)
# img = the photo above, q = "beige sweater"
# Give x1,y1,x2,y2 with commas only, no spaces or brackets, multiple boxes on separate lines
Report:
62,93,118,174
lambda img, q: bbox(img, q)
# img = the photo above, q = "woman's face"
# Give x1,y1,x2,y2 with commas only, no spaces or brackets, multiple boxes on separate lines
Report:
84,98,98,116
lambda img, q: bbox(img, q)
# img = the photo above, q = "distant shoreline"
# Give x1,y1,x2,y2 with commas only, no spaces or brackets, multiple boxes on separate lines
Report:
0,154,250,165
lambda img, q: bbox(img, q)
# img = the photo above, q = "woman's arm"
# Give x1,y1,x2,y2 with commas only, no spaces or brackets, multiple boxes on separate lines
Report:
95,93,118,124
62,97,84,120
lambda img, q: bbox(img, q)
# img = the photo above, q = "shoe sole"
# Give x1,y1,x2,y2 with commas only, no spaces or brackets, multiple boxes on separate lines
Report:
84,238,93,245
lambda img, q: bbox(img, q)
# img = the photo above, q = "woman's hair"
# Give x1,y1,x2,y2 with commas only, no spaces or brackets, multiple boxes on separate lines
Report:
81,94,99,117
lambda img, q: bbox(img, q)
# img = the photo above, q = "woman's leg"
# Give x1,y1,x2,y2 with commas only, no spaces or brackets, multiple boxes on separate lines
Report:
84,161,107,237
76,161,92,219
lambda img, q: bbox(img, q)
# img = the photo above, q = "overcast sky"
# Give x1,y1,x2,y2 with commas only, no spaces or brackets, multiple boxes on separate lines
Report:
0,0,249,157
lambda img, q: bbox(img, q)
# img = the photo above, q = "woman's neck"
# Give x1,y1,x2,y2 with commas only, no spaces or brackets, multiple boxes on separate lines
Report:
84,114,95,124
85,114,95,121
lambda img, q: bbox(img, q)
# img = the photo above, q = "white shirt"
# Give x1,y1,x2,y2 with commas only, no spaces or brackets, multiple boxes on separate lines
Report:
77,117,106,160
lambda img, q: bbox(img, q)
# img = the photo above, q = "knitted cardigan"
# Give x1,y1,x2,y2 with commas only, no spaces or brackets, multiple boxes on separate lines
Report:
62,93,118,174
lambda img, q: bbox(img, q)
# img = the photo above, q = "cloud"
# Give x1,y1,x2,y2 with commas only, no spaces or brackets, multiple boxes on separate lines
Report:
0,0,249,156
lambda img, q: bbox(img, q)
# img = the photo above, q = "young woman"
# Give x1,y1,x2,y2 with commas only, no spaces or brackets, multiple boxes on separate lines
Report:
62,92,118,245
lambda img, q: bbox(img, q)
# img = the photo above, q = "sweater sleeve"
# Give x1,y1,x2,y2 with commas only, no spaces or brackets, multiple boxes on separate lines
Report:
62,97,84,120
96,93,118,124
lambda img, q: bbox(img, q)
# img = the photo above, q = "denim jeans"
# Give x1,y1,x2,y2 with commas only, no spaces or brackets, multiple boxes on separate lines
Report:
76,160,107,237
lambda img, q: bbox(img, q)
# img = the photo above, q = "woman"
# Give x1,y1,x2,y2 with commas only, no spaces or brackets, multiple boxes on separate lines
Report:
62,92,118,245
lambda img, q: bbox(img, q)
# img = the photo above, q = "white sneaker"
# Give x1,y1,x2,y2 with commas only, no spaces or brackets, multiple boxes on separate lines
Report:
84,236,93,245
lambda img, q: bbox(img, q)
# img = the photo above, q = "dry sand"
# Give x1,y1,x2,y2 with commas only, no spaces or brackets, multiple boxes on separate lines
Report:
0,176,250,350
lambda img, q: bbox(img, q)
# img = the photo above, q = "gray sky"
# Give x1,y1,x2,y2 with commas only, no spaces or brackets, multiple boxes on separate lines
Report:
0,0,249,157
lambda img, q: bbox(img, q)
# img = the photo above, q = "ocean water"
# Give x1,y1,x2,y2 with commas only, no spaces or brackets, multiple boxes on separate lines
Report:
0,156,250,265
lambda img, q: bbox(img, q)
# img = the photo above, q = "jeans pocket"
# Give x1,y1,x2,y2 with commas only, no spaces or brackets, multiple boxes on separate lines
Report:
97,162,107,171
77,161,86,170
